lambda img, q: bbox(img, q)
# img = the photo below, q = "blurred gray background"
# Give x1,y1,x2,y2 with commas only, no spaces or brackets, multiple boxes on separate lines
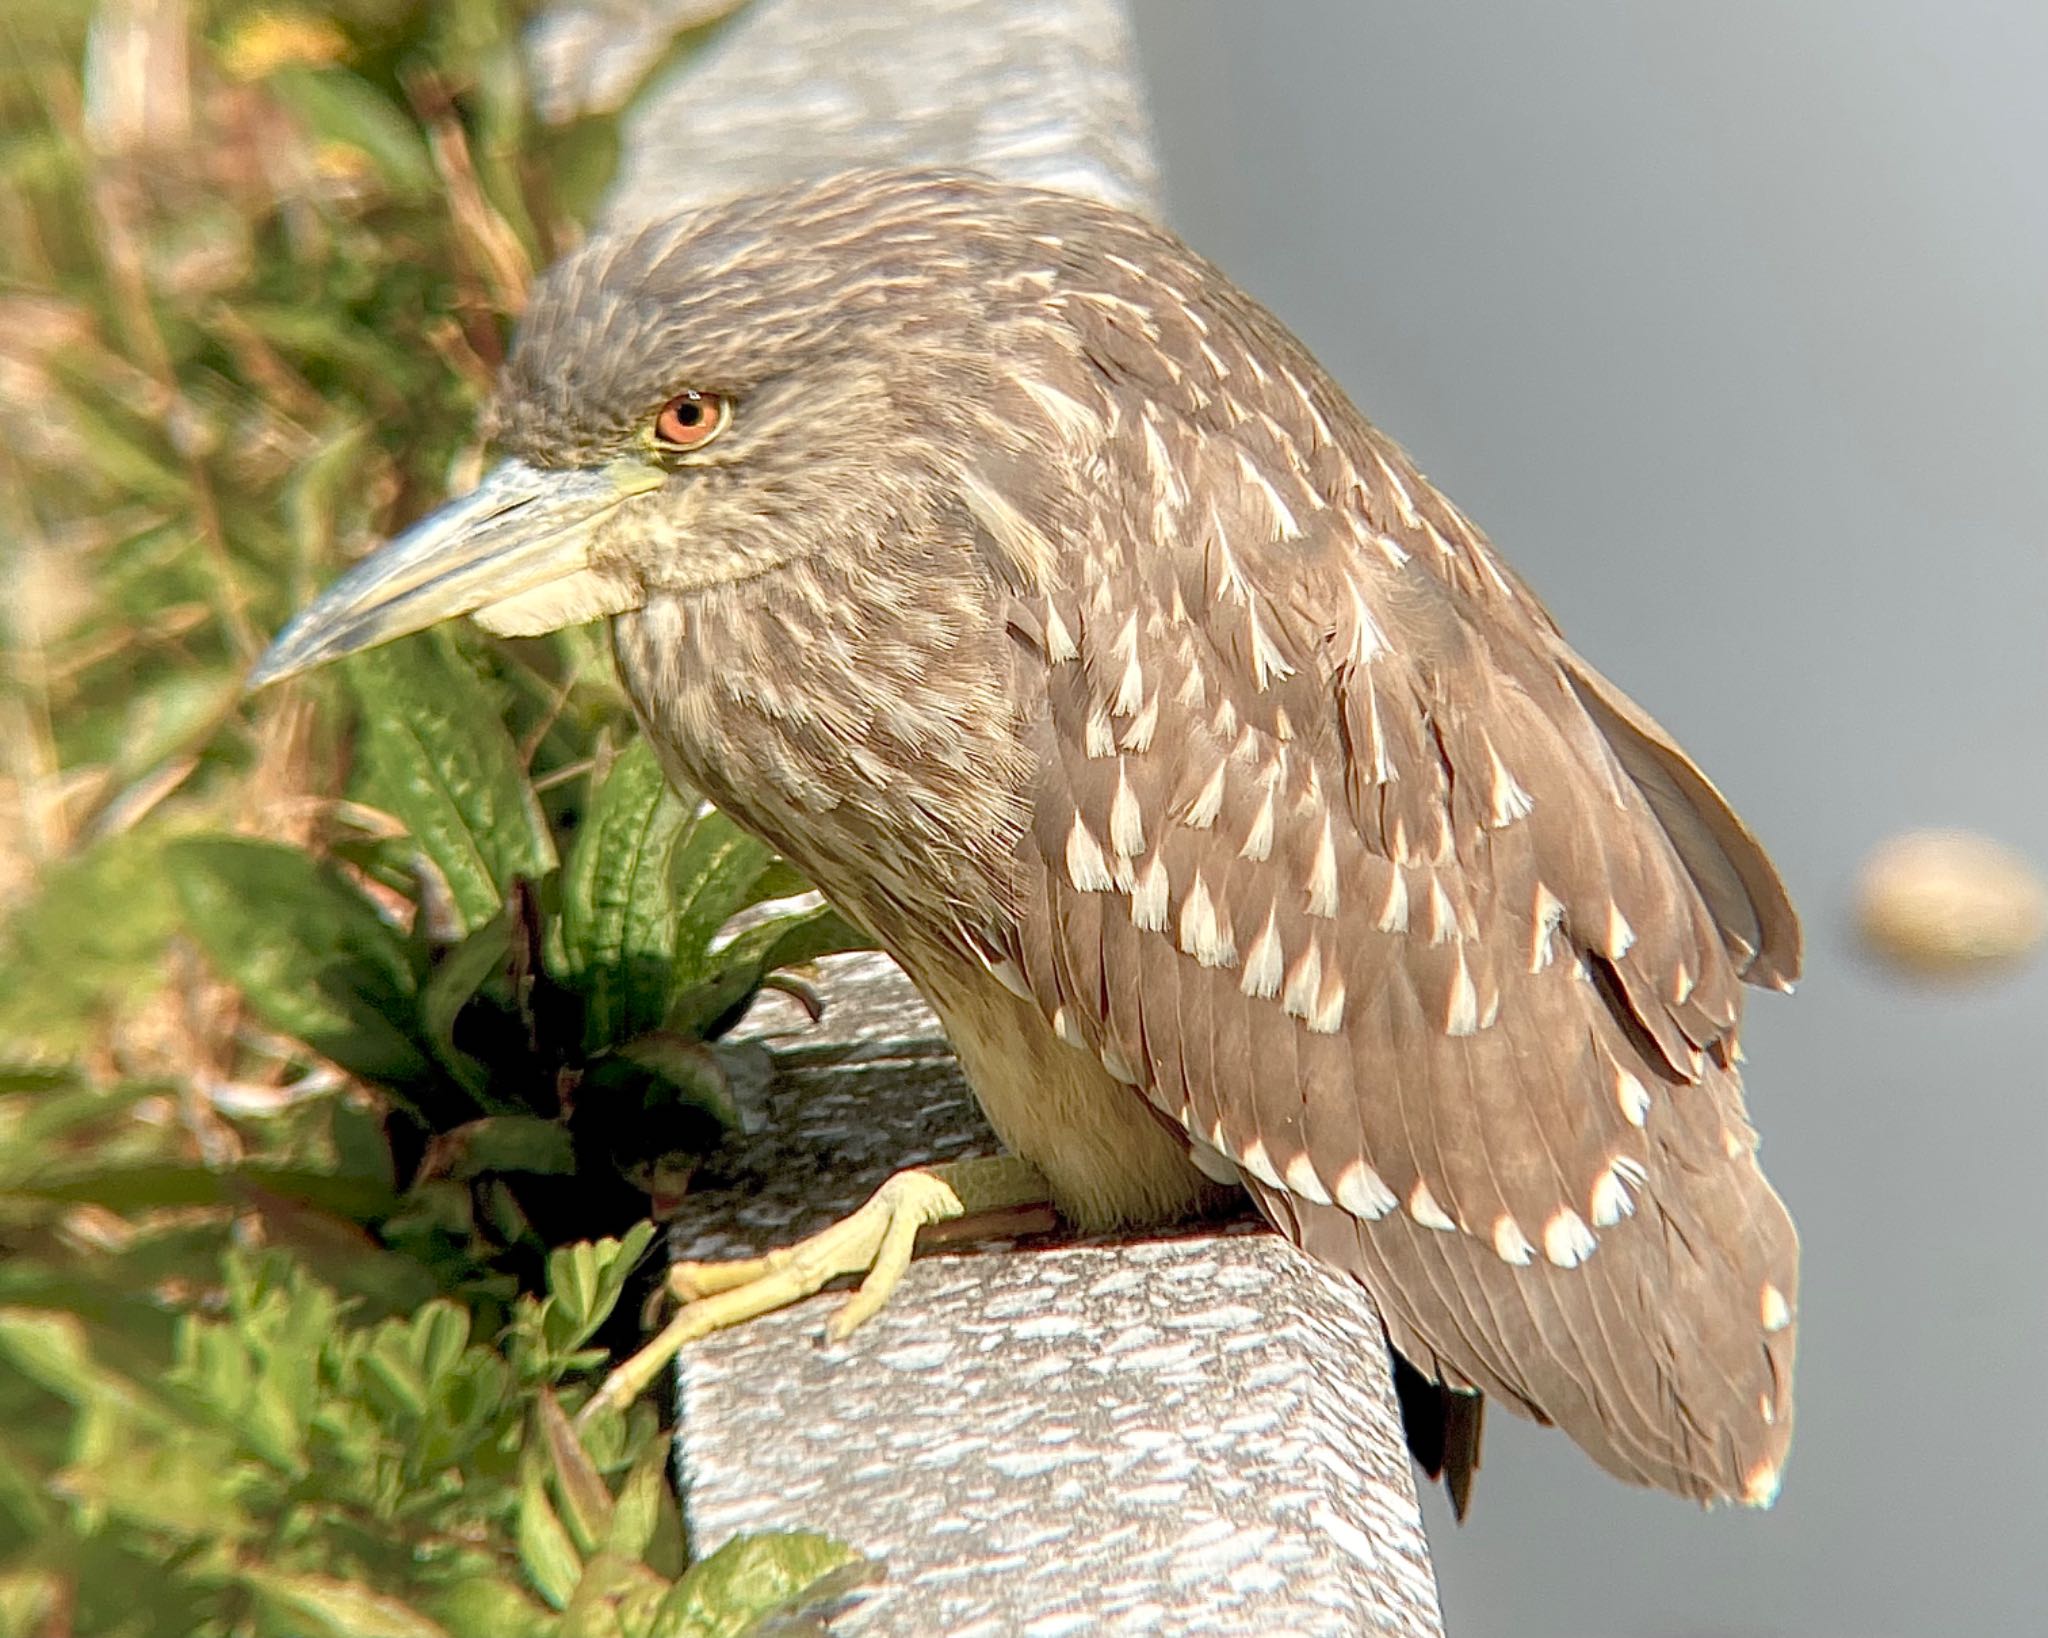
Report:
1127,3,2048,1635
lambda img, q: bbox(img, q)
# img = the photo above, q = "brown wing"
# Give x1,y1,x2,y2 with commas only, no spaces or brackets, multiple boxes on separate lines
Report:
977,268,1799,1505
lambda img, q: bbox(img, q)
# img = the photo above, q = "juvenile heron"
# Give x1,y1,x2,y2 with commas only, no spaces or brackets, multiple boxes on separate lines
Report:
254,168,1800,1510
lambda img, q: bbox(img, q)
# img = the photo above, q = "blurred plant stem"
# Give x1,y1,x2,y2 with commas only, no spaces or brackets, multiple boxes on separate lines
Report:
0,0,624,1057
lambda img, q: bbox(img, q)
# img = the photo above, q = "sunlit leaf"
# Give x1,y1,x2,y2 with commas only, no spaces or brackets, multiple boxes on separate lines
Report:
667,907,867,1040
56,1432,257,1548
542,1222,656,1359
666,816,778,987
358,1333,429,1423
423,1573,556,1638
517,1457,583,1611
238,1567,454,1638
537,1389,613,1556
347,638,558,937
605,1439,673,1566
649,1533,875,1638
561,740,694,1047
409,1302,471,1385
557,1550,672,1638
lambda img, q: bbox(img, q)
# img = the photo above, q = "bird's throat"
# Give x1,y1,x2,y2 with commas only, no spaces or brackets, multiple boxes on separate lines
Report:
612,546,1033,950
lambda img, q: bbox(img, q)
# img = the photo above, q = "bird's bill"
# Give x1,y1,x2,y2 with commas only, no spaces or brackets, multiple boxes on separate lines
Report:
247,457,664,689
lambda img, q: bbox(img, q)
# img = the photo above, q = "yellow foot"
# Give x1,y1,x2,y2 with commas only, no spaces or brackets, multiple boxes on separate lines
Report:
577,1156,1051,1429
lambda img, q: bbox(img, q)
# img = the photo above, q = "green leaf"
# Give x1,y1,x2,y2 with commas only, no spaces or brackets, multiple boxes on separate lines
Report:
561,741,694,1048
425,1574,557,1638
56,1429,256,1548
0,1077,167,1182
269,68,437,198
605,1440,673,1566
558,1551,671,1638
666,908,867,1040
0,1064,78,1095
237,302,418,381
410,1301,473,1384
238,1568,453,1638
0,1425,60,1532
358,1334,429,1423
353,1300,474,1438
518,1458,584,1611
420,909,516,1094
0,830,182,1055
426,1116,575,1181
537,1391,612,1557
107,669,239,781
347,637,557,938
747,861,811,903
287,420,376,573
0,1308,175,1429
584,1034,738,1132
649,1534,874,1638
168,836,431,1089
193,1251,343,1471
540,114,623,228
542,1241,598,1358
542,1223,656,1360
665,816,778,987
16,1161,400,1221
37,362,189,501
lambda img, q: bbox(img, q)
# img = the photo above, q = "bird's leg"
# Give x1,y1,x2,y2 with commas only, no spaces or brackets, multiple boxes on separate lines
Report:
667,1155,1056,1325
578,1156,1053,1427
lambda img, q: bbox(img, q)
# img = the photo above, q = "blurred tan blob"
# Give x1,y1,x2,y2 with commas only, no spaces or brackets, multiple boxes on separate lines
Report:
1855,829,2047,977
217,12,348,82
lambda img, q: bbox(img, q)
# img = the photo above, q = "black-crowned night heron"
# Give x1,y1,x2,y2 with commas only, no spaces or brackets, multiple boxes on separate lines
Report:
254,168,1800,1511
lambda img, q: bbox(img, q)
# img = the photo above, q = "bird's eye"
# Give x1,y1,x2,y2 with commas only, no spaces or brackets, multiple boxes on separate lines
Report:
652,390,728,451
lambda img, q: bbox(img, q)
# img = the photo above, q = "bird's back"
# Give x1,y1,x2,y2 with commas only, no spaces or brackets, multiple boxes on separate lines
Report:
605,171,1800,1507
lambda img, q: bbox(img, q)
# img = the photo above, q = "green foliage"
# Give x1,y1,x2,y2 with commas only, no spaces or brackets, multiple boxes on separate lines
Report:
0,0,614,1052
3,1,609,842
153,630,865,1314
0,1219,874,1637
0,3,875,1631
169,833,435,1090
346,639,559,939
0,830,184,1056
0,637,870,1631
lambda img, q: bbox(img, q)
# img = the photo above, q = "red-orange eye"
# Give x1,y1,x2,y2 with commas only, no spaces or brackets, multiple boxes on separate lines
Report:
653,390,727,450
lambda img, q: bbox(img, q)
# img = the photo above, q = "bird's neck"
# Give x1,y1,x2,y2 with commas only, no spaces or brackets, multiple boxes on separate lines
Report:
612,539,1032,954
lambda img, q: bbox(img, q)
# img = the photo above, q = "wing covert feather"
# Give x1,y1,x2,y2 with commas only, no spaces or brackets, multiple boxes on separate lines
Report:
978,249,1798,1505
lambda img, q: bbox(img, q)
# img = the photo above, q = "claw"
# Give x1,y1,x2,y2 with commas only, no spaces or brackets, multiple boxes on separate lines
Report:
577,1156,1052,1429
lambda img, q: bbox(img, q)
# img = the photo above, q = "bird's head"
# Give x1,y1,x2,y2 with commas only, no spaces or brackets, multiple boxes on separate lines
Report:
249,169,1091,688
